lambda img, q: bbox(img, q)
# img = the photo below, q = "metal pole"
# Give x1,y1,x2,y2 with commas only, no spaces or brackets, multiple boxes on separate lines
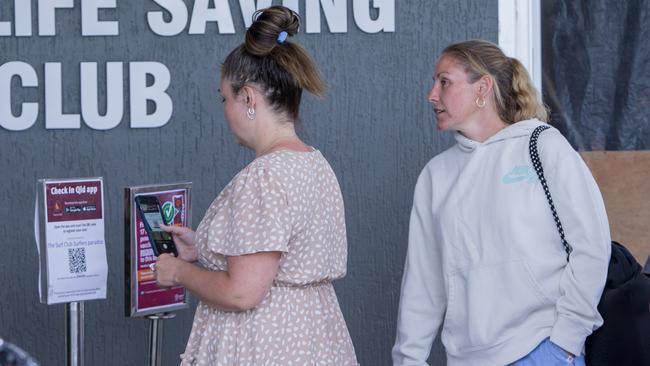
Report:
65,301,84,366
147,312,176,366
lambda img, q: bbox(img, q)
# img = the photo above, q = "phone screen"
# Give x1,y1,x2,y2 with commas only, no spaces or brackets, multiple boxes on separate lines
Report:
140,201,173,242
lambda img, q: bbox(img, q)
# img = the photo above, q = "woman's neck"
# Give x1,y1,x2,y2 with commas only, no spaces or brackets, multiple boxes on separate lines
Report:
460,114,508,143
254,130,310,157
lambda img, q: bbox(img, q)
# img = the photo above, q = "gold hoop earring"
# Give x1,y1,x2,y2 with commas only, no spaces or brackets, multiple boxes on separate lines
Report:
246,107,256,120
475,97,486,108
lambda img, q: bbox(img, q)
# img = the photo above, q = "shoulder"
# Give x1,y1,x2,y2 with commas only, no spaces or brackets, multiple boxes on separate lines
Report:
515,119,571,150
507,119,577,164
411,145,458,200
418,143,460,182
238,151,304,178
233,150,327,190
520,122,594,184
228,155,287,196
253,150,321,172
535,125,571,148
533,125,580,164
245,153,281,174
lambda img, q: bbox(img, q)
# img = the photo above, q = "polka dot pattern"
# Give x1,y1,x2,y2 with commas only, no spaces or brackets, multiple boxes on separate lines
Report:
180,150,358,365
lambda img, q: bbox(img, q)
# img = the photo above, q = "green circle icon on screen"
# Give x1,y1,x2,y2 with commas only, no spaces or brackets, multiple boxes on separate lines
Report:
161,201,175,224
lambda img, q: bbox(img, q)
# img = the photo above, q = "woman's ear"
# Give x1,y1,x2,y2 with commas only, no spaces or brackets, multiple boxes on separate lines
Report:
241,85,257,108
476,74,494,98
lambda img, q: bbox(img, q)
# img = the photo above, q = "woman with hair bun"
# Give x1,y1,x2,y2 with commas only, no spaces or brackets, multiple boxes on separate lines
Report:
392,39,610,365
152,6,358,365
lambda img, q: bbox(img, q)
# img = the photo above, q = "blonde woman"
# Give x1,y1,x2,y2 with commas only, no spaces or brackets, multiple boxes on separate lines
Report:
393,40,610,366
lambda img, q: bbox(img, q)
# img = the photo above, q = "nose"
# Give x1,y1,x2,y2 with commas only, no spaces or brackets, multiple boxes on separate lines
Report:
428,83,439,104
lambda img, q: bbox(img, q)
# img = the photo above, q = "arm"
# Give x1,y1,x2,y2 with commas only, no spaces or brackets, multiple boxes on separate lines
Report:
392,168,446,366
540,131,611,356
155,251,281,311
155,163,289,311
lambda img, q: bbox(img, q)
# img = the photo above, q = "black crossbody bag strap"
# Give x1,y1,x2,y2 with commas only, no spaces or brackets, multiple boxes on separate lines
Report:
528,125,573,261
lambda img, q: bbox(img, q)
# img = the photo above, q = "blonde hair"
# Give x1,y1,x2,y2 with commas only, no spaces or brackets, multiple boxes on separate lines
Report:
222,6,324,120
442,39,548,123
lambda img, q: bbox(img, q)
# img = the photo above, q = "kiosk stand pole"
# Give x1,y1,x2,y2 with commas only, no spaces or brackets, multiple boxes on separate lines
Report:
65,301,84,366
147,312,176,366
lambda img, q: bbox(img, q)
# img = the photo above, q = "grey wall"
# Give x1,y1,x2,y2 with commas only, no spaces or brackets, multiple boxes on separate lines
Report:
0,1,497,365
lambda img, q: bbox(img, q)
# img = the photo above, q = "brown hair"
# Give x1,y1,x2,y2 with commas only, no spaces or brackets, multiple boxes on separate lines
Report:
222,6,324,121
442,39,548,123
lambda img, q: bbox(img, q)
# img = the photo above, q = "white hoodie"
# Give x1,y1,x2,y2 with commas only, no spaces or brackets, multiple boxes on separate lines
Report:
392,120,611,366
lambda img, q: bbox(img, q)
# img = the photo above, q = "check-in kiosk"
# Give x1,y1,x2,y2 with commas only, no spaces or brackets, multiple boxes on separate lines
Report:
124,182,191,366
36,177,108,366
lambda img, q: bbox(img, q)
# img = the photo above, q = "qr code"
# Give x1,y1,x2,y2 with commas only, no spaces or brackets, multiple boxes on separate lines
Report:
68,247,87,273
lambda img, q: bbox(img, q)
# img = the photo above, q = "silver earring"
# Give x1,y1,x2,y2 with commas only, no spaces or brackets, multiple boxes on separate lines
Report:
246,107,256,120
475,97,486,108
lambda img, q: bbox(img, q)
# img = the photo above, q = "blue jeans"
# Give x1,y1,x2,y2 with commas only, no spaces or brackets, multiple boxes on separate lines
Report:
508,338,585,366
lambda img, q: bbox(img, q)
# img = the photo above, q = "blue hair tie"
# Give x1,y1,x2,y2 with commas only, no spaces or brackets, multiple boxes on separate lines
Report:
277,31,288,44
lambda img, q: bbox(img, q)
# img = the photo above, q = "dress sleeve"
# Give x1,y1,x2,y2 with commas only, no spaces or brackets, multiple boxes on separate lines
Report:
206,161,292,256
538,129,611,356
392,166,447,366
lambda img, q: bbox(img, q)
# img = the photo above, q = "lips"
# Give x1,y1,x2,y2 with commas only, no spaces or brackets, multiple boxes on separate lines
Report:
434,108,445,115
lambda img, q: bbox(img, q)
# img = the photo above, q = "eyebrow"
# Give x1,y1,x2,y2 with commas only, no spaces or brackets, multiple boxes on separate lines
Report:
435,71,450,78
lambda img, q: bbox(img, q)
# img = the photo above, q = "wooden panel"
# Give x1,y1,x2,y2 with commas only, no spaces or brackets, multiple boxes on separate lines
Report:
580,151,650,265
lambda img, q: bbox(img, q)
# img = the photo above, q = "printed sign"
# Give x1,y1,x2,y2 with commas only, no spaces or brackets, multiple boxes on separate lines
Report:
125,183,191,317
36,177,108,304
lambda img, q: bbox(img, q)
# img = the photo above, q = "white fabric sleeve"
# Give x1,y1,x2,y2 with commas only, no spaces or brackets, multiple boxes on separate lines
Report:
539,130,611,356
206,162,291,256
392,167,447,366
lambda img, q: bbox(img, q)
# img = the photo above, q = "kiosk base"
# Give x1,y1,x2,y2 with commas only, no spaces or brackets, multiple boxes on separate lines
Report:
146,312,176,366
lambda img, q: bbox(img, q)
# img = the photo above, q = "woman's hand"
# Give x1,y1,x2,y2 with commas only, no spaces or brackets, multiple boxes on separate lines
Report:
560,347,575,358
159,224,198,262
552,342,575,359
154,253,185,287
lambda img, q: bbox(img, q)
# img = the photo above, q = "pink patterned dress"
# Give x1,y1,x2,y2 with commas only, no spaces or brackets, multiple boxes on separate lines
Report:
180,150,358,365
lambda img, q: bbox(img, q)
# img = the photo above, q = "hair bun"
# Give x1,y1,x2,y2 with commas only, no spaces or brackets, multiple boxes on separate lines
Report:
245,6,300,57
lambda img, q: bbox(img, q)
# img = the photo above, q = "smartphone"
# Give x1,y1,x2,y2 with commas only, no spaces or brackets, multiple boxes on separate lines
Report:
134,195,178,257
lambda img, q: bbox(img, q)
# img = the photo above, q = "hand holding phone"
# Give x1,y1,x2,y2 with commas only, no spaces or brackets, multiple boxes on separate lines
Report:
134,195,178,257
159,224,198,262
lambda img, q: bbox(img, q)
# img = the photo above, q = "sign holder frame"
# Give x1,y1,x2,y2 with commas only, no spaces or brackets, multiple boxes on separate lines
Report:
124,182,192,318
36,177,107,305
125,182,191,366
36,176,107,366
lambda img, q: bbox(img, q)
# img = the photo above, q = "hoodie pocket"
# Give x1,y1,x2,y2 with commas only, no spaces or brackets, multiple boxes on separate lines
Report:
443,259,553,353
